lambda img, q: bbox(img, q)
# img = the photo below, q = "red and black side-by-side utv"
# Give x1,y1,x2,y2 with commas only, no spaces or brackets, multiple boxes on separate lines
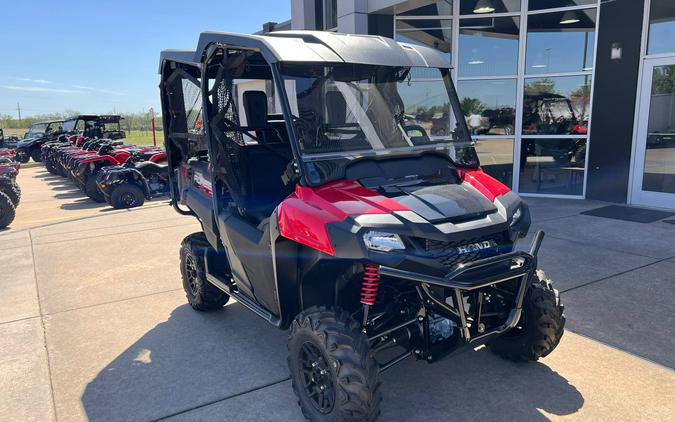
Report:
159,32,565,421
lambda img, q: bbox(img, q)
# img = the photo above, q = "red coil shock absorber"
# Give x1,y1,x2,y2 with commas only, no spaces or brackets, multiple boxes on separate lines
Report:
360,264,380,306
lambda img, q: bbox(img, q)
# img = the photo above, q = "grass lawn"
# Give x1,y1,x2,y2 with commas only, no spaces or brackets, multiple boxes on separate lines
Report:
1,128,163,146
125,130,164,146
2,128,27,138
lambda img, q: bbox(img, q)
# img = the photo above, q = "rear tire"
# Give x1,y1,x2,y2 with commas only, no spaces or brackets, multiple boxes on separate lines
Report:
0,191,16,229
488,271,565,361
288,306,381,422
85,176,105,203
110,183,145,209
179,232,229,311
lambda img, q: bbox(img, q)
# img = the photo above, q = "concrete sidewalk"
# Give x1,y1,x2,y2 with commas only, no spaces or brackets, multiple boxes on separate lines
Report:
1,167,674,421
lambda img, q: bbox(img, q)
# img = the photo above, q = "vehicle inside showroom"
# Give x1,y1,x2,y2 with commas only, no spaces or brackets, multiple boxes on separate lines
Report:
289,0,675,209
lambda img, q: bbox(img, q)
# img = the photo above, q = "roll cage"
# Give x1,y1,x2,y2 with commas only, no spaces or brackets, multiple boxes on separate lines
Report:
160,32,476,221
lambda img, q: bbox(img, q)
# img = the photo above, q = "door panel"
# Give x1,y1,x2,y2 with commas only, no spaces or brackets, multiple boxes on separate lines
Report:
631,58,675,209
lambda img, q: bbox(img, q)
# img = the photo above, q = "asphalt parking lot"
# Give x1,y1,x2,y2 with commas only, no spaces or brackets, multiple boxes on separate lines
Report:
1,166,674,421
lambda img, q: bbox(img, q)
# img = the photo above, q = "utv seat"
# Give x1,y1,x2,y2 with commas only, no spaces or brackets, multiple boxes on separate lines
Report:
237,91,294,223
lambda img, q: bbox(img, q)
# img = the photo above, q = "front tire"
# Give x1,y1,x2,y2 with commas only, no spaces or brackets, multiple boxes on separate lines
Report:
288,306,381,422
179,232,229,311
0,191,16,229
489,271,565,361
110,183,145,209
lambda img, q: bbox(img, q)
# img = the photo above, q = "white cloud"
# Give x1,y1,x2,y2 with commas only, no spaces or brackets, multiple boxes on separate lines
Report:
16,78,51,84
71,85,126,96
2,85,83,94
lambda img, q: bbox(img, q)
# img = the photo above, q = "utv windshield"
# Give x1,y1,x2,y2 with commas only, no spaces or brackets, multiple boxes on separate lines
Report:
280,64,470,160
26,123,48,137
61,119,78,132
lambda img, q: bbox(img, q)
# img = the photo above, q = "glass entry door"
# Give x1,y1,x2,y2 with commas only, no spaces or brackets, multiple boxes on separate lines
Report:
631,57,675,209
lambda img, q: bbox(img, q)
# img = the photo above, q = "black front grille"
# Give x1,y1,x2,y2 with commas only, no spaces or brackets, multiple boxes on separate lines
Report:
416,233,511,269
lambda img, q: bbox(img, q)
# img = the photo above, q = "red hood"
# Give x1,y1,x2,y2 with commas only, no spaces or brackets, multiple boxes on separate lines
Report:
277,172,510,255
278,180,408,255
294,179,409,219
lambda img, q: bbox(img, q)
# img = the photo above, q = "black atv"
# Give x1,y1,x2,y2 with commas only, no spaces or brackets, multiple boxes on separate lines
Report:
96,151,169,208
15,120,64,163
159,32,565,421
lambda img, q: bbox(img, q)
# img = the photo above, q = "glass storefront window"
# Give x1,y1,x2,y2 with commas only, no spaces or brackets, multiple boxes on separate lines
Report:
459,0,520,15
397,0,453,16
459,17,520,77
395,19,453,61
458,79,516,135
643,64,675,194
324,0,337,30
523,75,591,135
474,137,514,186
526,9,596,74
399,76,452,136
519,138,586,195
392,0,599,197
648,0,675,55
528,0,596,11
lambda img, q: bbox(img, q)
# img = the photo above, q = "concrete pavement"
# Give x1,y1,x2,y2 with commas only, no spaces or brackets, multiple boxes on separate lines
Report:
1,166,674,421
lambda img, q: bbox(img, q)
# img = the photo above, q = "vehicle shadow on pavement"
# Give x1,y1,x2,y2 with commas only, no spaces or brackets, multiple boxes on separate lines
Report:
81,303,291,422
60,199,105,210
49,184,81,192
54,192,87,200
381,346,584,421
33,171,62,180
81,303,583,422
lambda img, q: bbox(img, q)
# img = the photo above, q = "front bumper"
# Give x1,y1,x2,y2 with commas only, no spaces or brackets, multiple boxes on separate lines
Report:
379,230,545,343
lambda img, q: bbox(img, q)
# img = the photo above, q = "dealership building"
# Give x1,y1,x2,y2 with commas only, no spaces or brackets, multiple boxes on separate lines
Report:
265,0,675,209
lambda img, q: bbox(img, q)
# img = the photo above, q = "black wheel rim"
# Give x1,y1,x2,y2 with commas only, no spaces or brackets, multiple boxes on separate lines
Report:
299,341,335,414
120,191,137,207
185,253,199,296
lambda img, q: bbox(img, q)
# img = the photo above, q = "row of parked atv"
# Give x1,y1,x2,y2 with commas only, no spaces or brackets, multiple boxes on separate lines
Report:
40,123,170,209
0,133,22,229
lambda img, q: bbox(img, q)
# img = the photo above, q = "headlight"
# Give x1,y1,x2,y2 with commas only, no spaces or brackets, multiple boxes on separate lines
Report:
510,206,522,226
363,231,405,252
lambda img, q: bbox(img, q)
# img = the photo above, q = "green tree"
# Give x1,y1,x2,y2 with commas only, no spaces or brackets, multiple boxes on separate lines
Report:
460,97,485,116
524,78,557,96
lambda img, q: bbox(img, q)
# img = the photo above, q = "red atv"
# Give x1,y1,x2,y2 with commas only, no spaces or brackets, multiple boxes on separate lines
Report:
96,151,169,208
160,32,565,421
72,143,164,202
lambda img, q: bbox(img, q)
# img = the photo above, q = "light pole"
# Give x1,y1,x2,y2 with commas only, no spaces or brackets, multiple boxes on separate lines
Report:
149,107,157,146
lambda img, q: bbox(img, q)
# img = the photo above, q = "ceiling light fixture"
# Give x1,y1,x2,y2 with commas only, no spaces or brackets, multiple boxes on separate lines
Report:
560,10,581,24
473,0,495,14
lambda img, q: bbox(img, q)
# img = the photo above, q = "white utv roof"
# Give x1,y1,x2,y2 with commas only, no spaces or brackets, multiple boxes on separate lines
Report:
168,30,451,69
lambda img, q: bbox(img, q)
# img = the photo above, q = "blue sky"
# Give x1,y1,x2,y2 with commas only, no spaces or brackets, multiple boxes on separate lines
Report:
0,0,289,118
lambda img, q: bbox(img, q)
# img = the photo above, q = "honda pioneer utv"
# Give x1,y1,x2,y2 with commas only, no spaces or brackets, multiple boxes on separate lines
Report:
160,32,564,421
